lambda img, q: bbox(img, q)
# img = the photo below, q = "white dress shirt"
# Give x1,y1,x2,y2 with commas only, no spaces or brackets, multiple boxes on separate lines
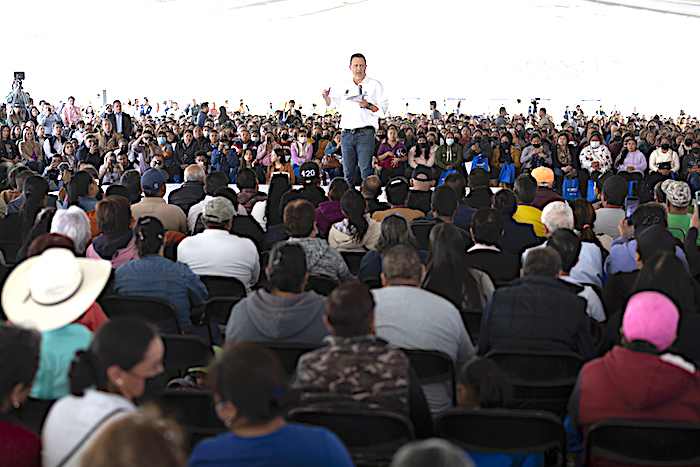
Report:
328,76,388,130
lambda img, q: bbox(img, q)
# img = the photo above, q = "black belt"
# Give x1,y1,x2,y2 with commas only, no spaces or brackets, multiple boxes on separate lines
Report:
344,126,374,134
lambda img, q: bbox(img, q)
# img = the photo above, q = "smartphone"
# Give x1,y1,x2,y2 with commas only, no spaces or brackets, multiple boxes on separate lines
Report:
626,196,640,222
696,191,700,207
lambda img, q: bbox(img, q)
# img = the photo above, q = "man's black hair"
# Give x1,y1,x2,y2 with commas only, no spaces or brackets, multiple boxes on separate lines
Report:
236,169,257,190
547,228,581,273
431,186,458,217
471,208,504,246
350,53,366,64
205,170,229,195
386,177,409,206
468,168,489,188
514,174,537,203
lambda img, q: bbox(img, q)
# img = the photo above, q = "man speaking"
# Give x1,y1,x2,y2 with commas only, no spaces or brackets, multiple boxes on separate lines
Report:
322,53,388,185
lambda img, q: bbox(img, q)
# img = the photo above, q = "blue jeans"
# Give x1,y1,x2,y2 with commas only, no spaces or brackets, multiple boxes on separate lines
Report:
341,127,375,184
689,172,700,193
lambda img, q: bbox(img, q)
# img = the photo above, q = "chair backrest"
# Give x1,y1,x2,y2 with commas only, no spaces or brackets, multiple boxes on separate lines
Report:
341,252,365,276
435,408,566,455
485,349,583,386
485,349,584,416
305,275,337,296
586,419,700,466
400,349,456,406
287,405,414,465
199,275,246,298
204,297,242,326
0,241,22,265
362,277,383,289
162,334,214,373
460,311,482,346
254,343,319,380
160,390,225,450
101,295,182,333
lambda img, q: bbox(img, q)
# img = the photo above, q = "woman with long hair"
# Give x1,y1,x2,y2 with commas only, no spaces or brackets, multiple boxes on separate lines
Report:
251,174,290,232
328,189,381,252
42,318,165,467
569,198,609,260
62,140,78,167
17,176,49,245
0,124,21,182
65,170,100,211
578,131,613,199
265,148,295,184
18,126,43,172
551,132,578,189
11,125,22,143
357,213,423,283
422,223,494,312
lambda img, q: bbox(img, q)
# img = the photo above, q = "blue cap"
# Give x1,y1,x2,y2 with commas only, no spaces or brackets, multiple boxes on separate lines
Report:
141,168,168,195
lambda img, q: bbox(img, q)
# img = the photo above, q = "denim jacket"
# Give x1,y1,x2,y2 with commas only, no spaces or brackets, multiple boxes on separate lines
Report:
114,254,208,333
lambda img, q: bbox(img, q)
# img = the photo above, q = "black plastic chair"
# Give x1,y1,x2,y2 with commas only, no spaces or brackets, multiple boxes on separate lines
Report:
100,296,183,334
362,277,383,289
435,408,566,458
341,252,365,276
485,350,584,417
199,275,246,299
162,334,214,374
0,240,21,265
254,343,318,380
585,419,700,466
400,349,456,406
305,275,338,296
160,390,225,450
460,310,482,346
14,398,56,434
287,405,414,466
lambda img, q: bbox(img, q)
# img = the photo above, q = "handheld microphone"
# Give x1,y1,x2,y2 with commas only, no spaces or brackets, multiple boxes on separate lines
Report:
359,85,362,95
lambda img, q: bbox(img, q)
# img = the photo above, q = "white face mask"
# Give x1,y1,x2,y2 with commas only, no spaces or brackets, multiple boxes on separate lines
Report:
299,137,307,143
590,141,600,149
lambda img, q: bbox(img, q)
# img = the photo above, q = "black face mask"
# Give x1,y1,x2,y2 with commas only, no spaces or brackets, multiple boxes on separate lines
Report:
693,148,700,155
473,136,482,143
281,134,289,141
533,143,542,148
500,142,510,149
518,130,526,137
419,142,428,149
686,139,694,146
376,134,385,140
661,143,670,150
613,136,621,142
314,134,322,139
133,371,168,404
266,137,272,144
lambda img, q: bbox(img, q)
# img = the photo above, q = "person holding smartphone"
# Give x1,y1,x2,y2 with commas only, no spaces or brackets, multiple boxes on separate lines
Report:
99,152,124,185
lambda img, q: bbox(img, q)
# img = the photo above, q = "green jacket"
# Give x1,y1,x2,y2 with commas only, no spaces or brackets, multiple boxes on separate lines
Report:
434,143,463,171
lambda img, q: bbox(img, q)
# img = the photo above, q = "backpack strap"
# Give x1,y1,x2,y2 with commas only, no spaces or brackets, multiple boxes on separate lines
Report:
56,407,129,467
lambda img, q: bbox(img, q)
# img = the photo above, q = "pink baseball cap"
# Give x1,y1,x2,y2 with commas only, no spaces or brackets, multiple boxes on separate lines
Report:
622,291,679,351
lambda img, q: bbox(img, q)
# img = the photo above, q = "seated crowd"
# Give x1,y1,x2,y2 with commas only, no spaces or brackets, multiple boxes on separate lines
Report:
0,98,699,467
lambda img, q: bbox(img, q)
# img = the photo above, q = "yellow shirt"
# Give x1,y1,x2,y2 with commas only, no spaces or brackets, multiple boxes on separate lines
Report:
513,204,545,238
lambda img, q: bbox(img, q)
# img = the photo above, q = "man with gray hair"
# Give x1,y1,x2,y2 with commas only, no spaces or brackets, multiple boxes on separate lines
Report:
167,164,206,215
177,197,259,290
478,247,596,360
50,206,92,254
521,201,603,288
372,243,474,415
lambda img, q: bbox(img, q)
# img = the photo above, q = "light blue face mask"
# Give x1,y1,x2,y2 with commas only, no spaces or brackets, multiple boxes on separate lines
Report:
157,137,166,145
590,141,600,149
445,138,454,146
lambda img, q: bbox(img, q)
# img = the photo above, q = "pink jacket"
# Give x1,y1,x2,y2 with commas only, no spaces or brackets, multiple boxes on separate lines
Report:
257,142,281,166
86,241,139,269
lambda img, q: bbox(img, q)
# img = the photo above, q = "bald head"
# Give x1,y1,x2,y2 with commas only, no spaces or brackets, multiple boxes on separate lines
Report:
361,175,382,199
184,164,206,182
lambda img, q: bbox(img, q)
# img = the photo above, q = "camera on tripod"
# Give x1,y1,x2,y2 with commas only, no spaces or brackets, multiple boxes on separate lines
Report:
14,72,24,82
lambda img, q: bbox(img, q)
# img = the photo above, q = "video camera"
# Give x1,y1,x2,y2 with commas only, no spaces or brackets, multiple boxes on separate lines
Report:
14,72,24,82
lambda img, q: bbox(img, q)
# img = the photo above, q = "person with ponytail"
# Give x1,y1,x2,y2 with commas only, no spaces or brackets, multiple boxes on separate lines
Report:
0,175,49,245
569,198,610,260
64,170,100,211
42,317,165,467
114,216,214,342
328,189,381,252
188,343,354,467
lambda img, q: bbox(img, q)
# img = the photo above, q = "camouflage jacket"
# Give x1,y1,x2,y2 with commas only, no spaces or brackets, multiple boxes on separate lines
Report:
291,335,410,415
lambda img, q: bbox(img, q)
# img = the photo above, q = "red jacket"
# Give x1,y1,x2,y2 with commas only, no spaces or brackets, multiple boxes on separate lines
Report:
0,420,41,467
571,346,700,437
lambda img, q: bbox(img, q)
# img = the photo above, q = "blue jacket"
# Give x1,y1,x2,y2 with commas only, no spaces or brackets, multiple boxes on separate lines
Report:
211,149,238,181
114,254,208,333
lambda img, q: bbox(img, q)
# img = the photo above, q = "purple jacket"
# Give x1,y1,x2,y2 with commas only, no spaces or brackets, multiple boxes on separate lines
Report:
315,201,345,234
614,150,647,174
